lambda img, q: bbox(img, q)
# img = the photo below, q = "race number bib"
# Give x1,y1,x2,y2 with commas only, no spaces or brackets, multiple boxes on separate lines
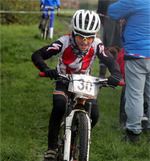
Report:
68,74,99,97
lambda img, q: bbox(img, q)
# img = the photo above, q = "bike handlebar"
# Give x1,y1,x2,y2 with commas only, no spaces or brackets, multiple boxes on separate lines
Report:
39,72,125,86
39,72,47,77
119,81,125,86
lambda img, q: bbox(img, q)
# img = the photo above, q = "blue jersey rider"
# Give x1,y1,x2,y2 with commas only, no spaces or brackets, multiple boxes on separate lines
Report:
39,0,60,39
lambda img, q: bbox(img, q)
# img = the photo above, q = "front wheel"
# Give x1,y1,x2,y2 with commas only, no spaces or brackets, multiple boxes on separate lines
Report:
70,112,90,161
41,18,49,40
56,122,65,161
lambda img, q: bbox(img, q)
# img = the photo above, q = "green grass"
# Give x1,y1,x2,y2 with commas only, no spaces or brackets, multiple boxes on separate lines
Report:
1,16,150,161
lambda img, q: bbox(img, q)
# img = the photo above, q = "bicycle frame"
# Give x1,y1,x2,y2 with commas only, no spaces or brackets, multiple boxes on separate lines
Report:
63,107,91,161
59,74,107,161
39,72,125,161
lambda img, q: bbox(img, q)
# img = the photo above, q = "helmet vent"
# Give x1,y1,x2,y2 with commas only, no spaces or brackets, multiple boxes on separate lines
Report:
85,14,89,30
90,16,95,30
74,16,77,27
79,13,82,29
95,22,99,31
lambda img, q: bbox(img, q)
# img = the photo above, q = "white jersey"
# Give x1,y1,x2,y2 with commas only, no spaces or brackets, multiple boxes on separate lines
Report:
32,33,121,77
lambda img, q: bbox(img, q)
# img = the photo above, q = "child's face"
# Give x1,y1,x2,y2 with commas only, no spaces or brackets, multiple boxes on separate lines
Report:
75,35,94,52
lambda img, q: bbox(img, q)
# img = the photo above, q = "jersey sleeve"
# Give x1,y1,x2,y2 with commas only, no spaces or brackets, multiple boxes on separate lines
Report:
31,40,62,71
96,43,122,78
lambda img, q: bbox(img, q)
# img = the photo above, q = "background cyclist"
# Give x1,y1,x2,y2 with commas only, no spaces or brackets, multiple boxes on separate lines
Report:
32,10,121,161
39,0,60,39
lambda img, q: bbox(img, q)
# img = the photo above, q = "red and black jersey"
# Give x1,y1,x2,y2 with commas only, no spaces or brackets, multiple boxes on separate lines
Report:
32,33,121,77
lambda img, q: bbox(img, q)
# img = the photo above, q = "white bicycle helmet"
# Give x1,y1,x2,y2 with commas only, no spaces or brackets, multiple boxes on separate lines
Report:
72,10,101,37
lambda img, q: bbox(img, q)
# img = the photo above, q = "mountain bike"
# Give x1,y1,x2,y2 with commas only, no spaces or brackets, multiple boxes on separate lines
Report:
40,72,124,161
40,6,55,40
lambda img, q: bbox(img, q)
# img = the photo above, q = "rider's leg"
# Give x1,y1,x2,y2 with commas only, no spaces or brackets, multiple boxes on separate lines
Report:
44,82,68,160
39,8,48,30
49,11,55,39
48,81,68,149
44,95,66,160
39,16,45,30
48,94,67,149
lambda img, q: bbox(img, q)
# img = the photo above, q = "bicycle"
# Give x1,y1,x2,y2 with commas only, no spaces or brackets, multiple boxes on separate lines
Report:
40,72,124,161
40,6,55,40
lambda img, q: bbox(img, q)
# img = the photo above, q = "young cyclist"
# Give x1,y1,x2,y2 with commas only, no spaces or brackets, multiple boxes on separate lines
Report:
39,0,60,39
32,10,121,160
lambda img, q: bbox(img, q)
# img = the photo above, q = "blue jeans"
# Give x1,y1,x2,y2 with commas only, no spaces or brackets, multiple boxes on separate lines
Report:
125,58,150,134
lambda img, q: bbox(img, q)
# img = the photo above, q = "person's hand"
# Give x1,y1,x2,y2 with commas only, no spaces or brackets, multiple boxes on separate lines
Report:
40,3,44,11
43,68,58,80
108,75,120,87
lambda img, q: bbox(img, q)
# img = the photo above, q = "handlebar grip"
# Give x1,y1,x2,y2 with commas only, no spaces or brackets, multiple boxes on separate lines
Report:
39,72,46,77
119,81,125,86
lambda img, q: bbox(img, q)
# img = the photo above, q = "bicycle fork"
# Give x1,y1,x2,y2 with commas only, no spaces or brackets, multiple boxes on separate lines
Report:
63,109,91,161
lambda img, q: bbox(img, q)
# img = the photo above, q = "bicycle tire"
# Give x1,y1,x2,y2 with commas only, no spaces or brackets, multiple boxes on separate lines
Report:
44,19,49,40
41,18,49,39
41,19,45,39
56,121,65,161
70,112,89,161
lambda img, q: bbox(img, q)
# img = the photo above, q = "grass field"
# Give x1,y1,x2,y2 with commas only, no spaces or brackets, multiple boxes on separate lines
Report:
1,15,149,161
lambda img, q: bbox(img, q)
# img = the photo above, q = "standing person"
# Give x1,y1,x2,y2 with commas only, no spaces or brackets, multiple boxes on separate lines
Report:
39,0,60,39
97,0,122,78
108,0,150,143
117,48,148,131
32,10,121,160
